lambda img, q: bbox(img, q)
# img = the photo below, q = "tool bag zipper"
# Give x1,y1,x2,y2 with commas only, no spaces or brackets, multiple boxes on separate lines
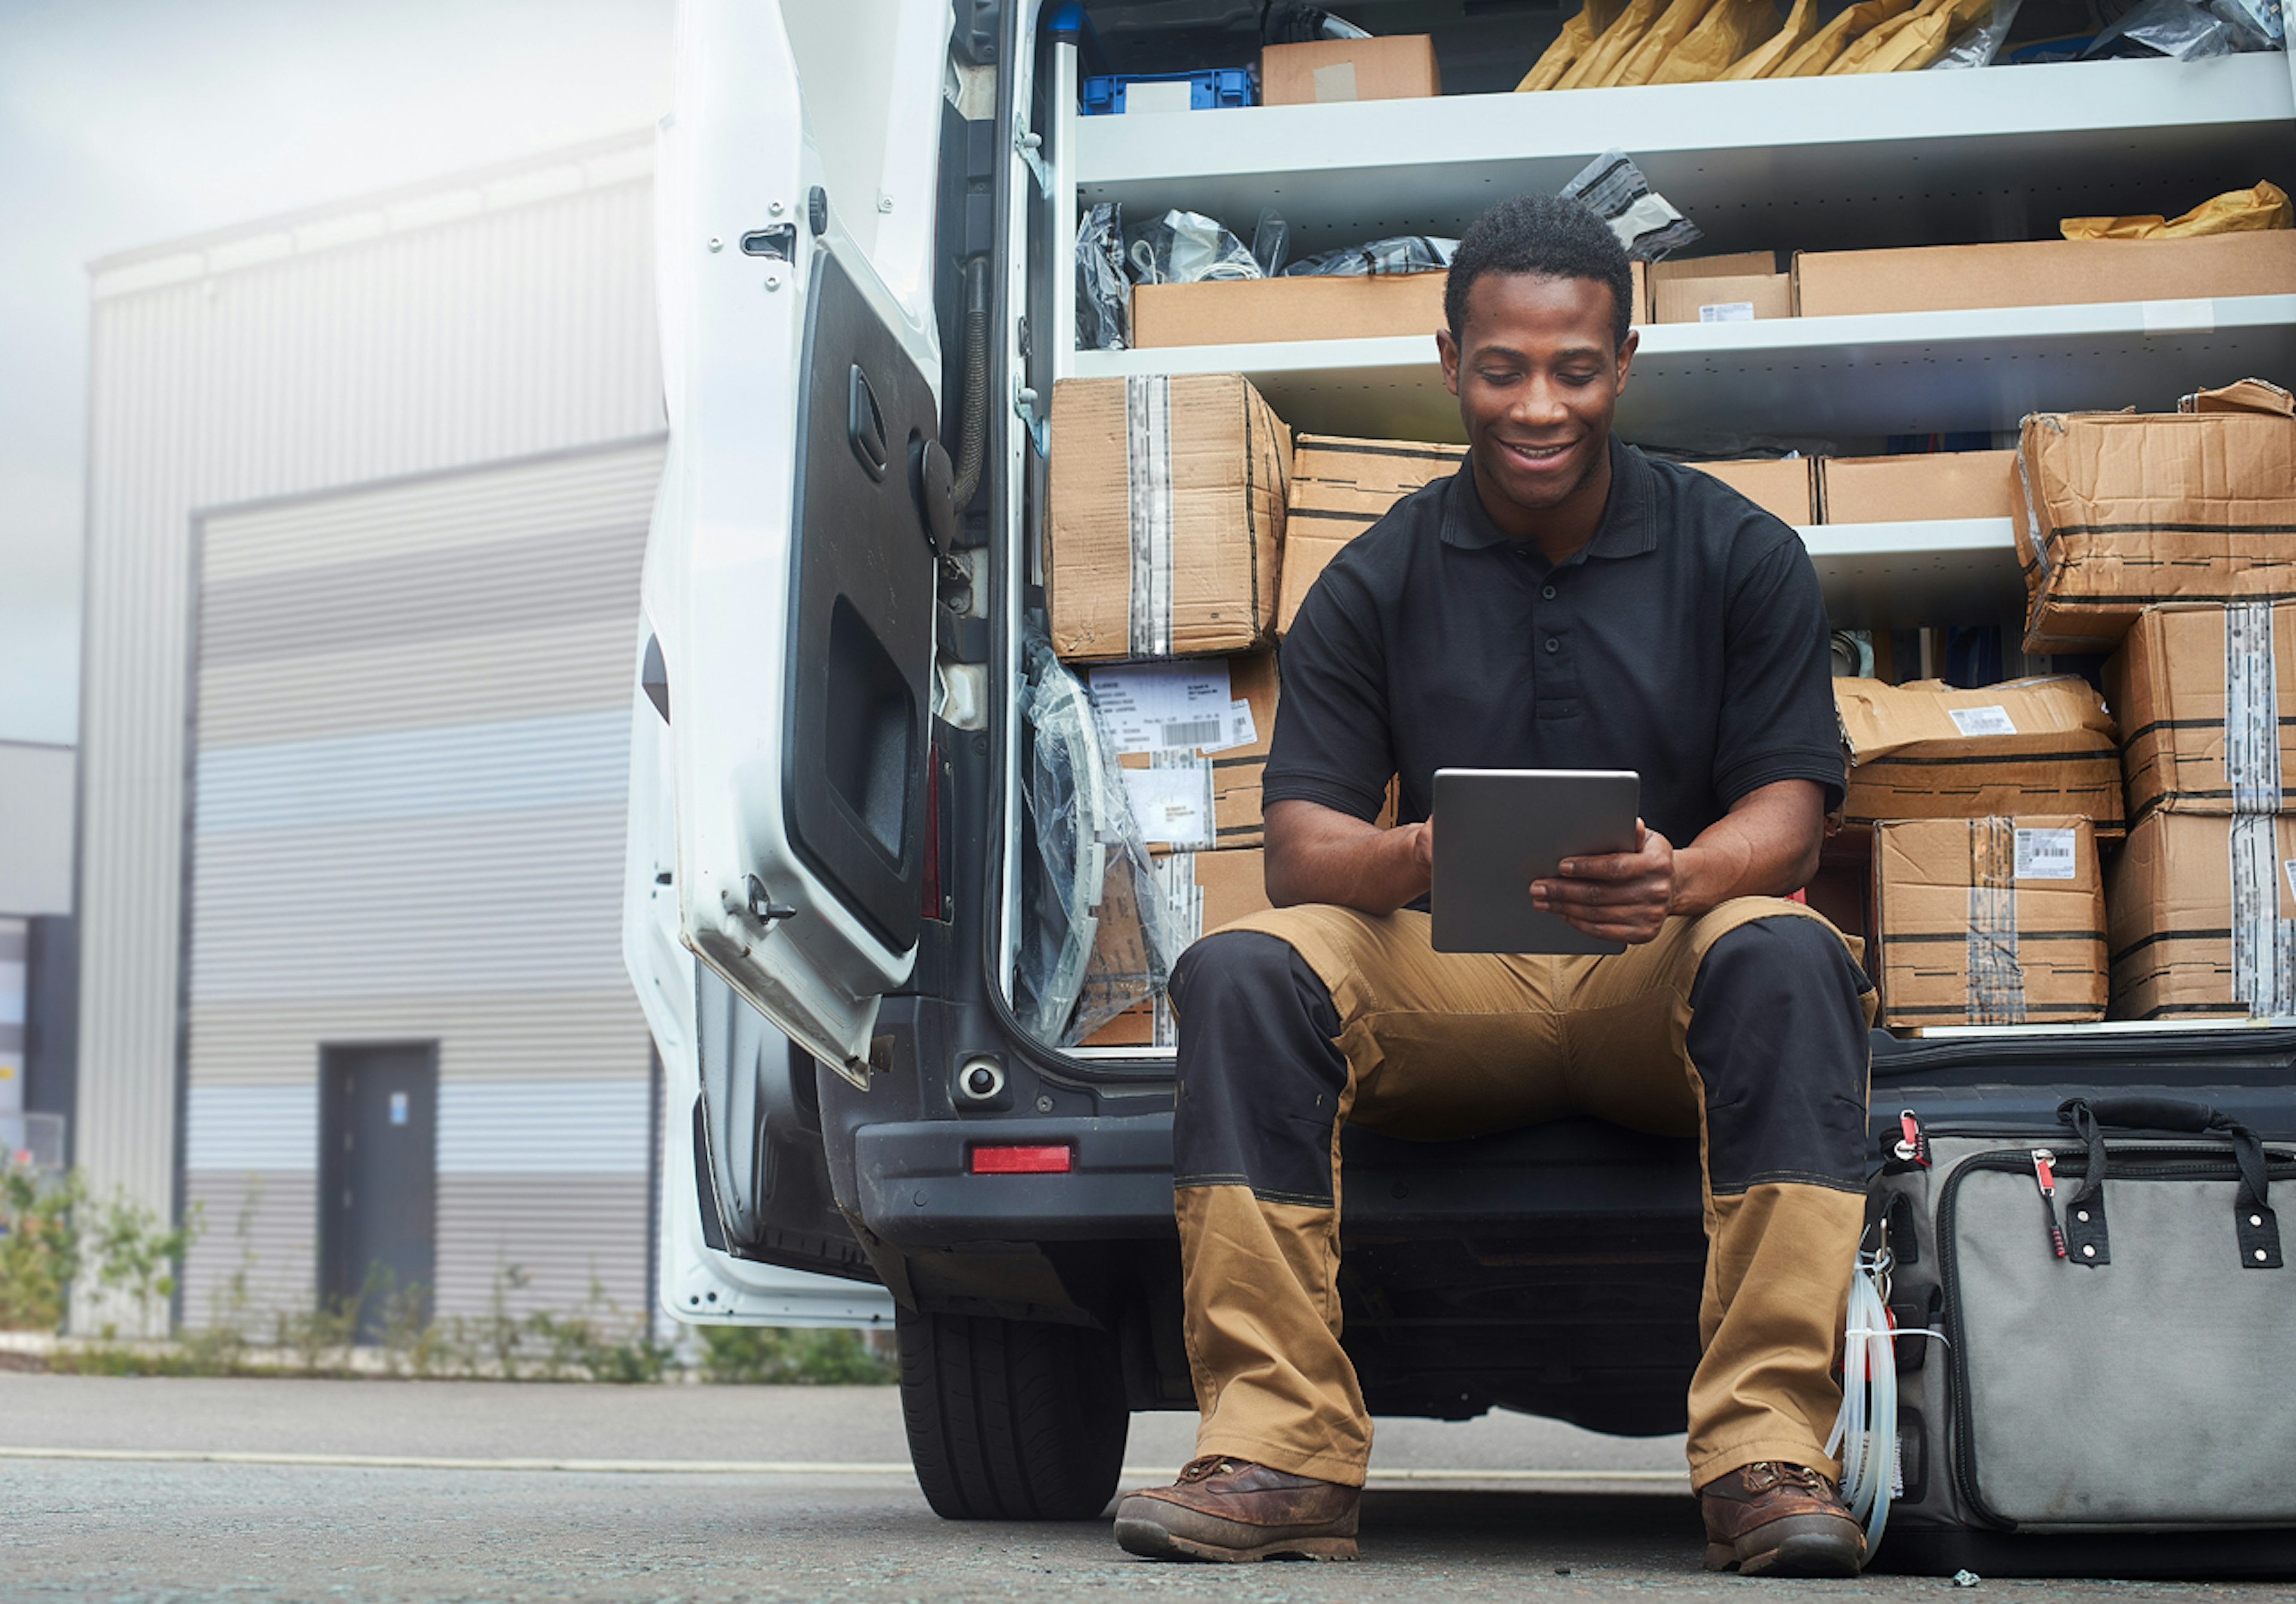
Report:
1935,1142,2296,1530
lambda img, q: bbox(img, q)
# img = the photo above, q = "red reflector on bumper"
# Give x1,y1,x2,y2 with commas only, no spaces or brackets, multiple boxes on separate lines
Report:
969,1144,1073,1175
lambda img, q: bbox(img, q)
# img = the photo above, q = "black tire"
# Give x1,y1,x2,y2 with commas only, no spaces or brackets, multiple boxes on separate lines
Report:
896,1305,1130,1520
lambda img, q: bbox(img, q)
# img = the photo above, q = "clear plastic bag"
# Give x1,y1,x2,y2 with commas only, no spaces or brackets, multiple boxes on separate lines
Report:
1076,201,1130,351
1283,236,1458,277
1251,207,1292,277
2083,0,2280,57
1560,150,1703,262
1123,209,1263,286
1927,0,2023,65
1015,641,1181,1045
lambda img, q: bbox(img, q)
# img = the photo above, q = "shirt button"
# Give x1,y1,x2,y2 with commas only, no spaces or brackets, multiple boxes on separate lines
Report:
1544,637,1561,654
1540,584,1557,600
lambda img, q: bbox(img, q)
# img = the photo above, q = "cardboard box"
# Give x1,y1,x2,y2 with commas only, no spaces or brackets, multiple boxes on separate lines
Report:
1129,260,1647,350
1082,849,1272,1047
2013,400,2296,654
1650,251,1791,325
1131,271,1448,350
1281,433,1465,633
1873,816,2107,1029
1261,35,1440,105
2110,601,2296,821
1092,653,1278,850
1819,450,2017,525
1834,676,2123,830
2108,811,2296,1020
1047,374,1290,661
1793,231,2296,318
1684,457,1815,525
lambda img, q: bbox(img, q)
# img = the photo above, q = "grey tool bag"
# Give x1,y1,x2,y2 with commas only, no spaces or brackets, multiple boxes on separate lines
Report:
1876,1095,2296,1544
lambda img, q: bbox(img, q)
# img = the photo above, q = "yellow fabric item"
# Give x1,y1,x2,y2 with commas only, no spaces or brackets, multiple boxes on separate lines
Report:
1614,0,1724,85
2062,180,2294,240
1517,0,1624,90
1555,0,1665,88
1719,0,1820,78
1649,0,1785,84
1772,0,1912,75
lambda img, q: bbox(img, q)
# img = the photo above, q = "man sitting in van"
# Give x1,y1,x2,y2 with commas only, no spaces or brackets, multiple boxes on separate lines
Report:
1115,193,1875,1577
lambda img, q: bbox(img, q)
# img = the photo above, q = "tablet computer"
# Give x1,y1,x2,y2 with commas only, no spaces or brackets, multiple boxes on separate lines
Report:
1430,768,1641,955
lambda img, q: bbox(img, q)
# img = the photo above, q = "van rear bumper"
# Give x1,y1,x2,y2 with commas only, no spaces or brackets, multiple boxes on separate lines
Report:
851,1113,1706,1251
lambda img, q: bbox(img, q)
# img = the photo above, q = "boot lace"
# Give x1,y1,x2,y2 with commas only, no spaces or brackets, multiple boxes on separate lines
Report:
1178,1455,1245,1483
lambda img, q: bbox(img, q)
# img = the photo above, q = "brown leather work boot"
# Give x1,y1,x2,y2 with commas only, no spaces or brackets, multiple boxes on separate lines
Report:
1114,1455,1360,1562
1699,1461,1867,1576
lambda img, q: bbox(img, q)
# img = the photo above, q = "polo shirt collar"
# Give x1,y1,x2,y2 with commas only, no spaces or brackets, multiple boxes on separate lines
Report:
1440,437,1659,560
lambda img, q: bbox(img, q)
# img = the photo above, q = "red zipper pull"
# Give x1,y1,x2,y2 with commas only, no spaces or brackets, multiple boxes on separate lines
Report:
1894,1109,1930,1167
2032,1148,2068,1260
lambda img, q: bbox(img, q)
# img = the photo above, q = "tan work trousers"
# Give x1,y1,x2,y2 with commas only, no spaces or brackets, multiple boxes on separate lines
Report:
1170,896,1875,1490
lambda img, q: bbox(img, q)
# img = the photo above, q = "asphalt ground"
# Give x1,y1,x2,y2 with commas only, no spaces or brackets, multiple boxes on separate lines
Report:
1,1374,2286,1603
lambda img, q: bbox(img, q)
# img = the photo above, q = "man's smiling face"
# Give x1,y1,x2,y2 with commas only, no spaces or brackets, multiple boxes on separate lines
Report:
1438,270,1637,521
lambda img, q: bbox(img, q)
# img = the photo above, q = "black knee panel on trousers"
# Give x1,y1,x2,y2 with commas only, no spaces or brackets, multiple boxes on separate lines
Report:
1170,931,1350,1205
1686,916,1873,1195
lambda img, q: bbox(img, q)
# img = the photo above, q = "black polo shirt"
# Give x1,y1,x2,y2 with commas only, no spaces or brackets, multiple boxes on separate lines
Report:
1264,439,1843,851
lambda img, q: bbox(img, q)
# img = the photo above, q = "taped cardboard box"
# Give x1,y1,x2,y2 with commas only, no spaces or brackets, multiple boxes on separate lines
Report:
1794,231,2296,318
1281,433,1466,633
1684,457,1815,525
1130,261,1647,350
1650,251,1792,325
1048,374,1290,661
1091,653,1278,850
2110,601,2296,821
1261,35,1440,105
1873,816,2107,1029
1083,849,1272,1047
1819,450,2016,524
2013,398,2296,654
1834,675,2123,830
2108,811,2296,1020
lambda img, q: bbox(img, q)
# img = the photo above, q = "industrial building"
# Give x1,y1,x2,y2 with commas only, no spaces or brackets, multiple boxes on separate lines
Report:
1,738,77,1171
75,133,677,1332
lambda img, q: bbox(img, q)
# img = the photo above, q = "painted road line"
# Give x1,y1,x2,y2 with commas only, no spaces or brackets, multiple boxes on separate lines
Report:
0,1446,1687,1483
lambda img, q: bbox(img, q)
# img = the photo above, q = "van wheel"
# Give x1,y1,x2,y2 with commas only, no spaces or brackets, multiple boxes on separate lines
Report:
896,1306,1129,1520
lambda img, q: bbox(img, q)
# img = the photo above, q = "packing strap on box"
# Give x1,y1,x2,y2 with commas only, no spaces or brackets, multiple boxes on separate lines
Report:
1125,374,1180,658
2228,812,2296,1015
2228,600,2283,811
1966,817,2028,1026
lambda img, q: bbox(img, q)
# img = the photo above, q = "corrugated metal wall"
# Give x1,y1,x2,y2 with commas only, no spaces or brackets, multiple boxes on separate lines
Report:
78,132,663,1331
181,441,662,1327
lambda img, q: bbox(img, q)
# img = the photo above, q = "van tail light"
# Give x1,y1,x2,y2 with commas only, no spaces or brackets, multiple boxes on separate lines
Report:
970,1145,1073,1175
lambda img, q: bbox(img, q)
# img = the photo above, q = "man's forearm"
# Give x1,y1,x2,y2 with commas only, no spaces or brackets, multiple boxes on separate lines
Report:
1669,787,1823,918
1266,805,1430,915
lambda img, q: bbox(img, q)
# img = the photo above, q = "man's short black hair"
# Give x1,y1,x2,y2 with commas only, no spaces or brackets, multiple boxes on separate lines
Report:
1444,194,1634,353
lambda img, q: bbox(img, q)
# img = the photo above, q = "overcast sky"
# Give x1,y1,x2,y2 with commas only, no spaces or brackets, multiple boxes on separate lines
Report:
0,0,675,745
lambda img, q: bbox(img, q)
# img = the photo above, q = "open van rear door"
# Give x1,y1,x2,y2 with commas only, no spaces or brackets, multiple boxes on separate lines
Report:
653,0,952,1089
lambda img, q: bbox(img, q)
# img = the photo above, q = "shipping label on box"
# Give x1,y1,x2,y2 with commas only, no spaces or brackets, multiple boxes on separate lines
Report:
1683,457,1814,525
2108,811,2296,1020
1082,848,1272,1047
1281,433,1465,634
1818,450,2017,525
1260,34,1441,104
1874,816,2106,1029
1094,653,1278,848
1047,374,1290,661
2015,405,2296,654
2110,601,2296,821
1834,674,2123,829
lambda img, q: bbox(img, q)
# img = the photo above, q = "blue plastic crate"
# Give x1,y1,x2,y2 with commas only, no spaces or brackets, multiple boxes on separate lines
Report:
1079,68,1254,115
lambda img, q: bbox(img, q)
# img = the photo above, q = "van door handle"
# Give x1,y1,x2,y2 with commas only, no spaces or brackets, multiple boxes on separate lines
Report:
848,366,888,481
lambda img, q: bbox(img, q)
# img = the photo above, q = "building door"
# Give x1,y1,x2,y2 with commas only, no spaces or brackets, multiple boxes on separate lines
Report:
319,1043,436,1340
